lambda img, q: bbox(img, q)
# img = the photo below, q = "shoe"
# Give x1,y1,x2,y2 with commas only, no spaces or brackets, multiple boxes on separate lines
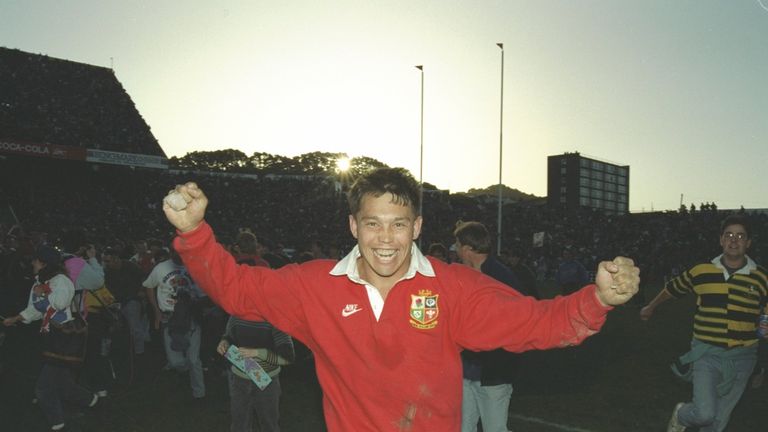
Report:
89,394,99,408
96,390,108,398
51,423,65,431
667,402,686,432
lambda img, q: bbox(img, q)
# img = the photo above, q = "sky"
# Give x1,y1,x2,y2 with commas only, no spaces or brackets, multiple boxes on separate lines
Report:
2,1,767,212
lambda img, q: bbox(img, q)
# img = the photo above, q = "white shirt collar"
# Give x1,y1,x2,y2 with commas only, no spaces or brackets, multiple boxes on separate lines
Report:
711,253,757,279
330,242,436,284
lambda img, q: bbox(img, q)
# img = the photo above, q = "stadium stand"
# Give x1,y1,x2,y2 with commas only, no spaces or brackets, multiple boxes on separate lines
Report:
0,47,163,156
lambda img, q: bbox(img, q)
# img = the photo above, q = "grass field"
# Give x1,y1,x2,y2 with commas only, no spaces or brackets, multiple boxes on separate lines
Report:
1,282,766,431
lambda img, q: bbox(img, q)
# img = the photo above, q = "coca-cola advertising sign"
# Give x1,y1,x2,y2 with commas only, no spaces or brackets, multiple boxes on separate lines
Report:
0,139,86,160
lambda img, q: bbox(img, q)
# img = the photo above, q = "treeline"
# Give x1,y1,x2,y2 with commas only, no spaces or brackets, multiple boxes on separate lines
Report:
169,149,389,177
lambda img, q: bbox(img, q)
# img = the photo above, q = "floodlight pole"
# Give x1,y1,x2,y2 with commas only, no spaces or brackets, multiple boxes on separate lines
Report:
496,43,504,255
416,65,424,248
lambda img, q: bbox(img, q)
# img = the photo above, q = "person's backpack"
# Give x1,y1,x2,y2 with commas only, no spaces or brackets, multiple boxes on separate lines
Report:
63,254,88,317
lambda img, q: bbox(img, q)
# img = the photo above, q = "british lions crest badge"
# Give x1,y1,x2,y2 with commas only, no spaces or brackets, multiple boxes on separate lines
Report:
409,290,439,329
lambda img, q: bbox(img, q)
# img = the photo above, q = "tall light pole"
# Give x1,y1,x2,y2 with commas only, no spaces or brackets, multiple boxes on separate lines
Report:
416,65,424,223
496,43,504,255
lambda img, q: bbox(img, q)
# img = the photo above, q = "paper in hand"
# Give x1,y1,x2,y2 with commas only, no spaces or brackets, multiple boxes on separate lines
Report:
225,345,272,390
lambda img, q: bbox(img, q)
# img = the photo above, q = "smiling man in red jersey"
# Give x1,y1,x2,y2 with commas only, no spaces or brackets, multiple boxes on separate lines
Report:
164,167,640,432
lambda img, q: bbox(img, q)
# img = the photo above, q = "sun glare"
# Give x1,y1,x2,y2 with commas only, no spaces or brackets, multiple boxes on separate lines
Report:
336,156,351,172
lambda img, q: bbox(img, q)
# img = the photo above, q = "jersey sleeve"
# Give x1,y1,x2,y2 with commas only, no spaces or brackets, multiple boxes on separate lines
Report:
174,222,310,342
448,265,610,353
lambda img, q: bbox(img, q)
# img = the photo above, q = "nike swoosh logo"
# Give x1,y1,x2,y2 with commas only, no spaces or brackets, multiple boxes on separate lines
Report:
341,307,363,317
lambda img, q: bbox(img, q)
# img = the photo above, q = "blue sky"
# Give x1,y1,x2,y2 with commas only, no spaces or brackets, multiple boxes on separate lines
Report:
2,1,767,211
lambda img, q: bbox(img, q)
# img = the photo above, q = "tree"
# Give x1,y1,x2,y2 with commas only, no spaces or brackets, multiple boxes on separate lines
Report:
295,151,348,174
350,156,389,177
171,149,248,172
170,149,391,178
466,184,539,201
250,152,296,173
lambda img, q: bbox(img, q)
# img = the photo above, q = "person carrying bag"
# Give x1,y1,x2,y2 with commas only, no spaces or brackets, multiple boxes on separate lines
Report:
2,245,99,431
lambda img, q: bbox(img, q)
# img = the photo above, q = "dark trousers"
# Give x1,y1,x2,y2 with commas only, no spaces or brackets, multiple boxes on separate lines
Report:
36,363,94,426
228,370,282,432
83,312,114,392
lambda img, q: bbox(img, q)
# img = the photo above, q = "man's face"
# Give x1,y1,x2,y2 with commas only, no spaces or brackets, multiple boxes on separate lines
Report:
720,223,751,261
102,254,122,270
31,258,44,275
349,193,422,287
453,240,469,265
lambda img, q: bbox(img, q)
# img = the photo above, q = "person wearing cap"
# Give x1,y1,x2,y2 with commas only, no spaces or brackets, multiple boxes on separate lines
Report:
3,245,99,431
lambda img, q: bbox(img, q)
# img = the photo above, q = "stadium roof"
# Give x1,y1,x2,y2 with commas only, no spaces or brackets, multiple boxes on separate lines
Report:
0,47,165,158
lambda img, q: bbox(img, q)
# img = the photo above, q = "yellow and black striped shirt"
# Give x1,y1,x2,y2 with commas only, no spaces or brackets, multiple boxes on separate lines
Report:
666,255,768,348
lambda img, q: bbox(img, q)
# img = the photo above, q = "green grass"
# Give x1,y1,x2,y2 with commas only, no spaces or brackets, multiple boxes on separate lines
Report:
508,282,767,432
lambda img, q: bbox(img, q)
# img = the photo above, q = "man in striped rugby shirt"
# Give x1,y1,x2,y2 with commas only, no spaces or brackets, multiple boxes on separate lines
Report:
641,214,768,432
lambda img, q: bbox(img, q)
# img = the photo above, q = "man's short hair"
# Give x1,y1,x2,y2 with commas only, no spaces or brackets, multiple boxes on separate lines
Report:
720,214,751,238
453,221,492,254
347,167,421,217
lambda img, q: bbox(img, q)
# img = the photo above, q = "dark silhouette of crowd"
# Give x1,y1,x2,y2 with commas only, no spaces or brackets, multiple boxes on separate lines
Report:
2,156,766,304
0,47,161,156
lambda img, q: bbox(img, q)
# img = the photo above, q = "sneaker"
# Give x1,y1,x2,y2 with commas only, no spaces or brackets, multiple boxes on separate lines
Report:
96,390,108,398
667,402,686,432
89,394,99,408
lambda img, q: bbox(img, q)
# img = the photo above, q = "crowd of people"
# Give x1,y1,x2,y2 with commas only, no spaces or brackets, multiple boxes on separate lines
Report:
1,158,766,431
0,47,162,156
3,157,765,290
